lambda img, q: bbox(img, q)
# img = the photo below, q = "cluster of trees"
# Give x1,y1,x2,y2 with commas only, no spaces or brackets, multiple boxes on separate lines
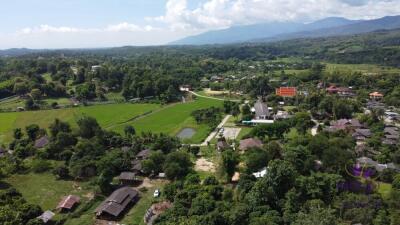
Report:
191,107,223,128
153,119,400,225
1,116,190,195
0,188,43,225
250,112,314,139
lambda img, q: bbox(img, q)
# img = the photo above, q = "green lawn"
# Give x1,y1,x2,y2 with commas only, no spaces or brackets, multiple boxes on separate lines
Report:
377,182,392,200
0,97,222,144
42,97,72,106
5,173,92,210
121,180,167,225
237,127,252,140
113,97,223,144
105,91,125,101
0,96,25,111
197,90,243,101
0,103,160,143
325,63,400,74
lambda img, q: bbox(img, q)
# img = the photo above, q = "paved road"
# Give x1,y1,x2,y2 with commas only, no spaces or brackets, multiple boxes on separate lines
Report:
192,115,232,147
189,91,241,102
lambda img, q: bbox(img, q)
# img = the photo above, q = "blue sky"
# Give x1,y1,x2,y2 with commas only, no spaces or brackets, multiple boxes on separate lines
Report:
1,0,400,49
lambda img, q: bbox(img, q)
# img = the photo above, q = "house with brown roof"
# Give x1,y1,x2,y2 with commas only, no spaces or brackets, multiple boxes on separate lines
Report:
324,119,362,132
131,149,151,173
57,195,80,212
326,85,354,97
131,159,143,174
369,91,384,100
352,129,372,142
119,172,137,185
34,136,49,148
216,139,230,152
239,138,263,151
136,149,151,160
95,187,139,219
382,126,399,146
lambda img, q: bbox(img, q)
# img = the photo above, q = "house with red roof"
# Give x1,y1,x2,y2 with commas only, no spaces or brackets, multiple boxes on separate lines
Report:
275,87,297,97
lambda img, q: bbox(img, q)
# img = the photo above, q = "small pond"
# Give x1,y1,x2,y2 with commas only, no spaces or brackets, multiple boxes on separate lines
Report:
177,128,196,139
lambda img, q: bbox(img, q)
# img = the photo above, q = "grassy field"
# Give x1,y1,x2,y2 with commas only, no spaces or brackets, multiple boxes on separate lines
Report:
120,180,167,225
0,103,160,143
0,97,222,144
113,97,223,143
377,182,392,200
5,172,93,210
197,89,244,101
325,63,400,74
0,96,24,111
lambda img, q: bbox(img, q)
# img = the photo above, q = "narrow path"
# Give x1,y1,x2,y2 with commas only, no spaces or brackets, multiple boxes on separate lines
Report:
192,115,232,147
311,118,319,136
189,91,241,102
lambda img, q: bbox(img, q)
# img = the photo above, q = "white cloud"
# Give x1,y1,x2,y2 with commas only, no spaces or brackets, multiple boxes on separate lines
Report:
16,22,157,35
105,22,141,32
18,25,83,34
3,0,400,49
152,0,400,31
1,22,193,49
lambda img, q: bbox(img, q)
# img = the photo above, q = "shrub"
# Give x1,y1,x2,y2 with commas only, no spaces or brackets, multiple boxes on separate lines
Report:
31,159,52,173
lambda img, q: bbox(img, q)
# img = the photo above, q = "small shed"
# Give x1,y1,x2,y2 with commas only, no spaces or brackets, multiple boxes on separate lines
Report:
119,172,137,184
57,195,80,212
34,136,49,149
239,138,263,151
37,210,55,223
0,147,7,158
136,149,151,160
216,140,230,151
131,159,143,173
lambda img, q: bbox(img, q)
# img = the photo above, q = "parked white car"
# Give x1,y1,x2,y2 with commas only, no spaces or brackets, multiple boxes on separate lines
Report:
153,189,160,198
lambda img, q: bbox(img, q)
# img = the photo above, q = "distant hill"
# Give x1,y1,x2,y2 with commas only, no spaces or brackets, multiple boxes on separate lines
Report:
0,48,45,57
170,17,359,45
171,16,400,45
253,15,400,43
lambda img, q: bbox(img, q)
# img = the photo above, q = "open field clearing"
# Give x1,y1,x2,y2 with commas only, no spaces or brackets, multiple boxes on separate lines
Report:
197,89,243,101
5,172,93,210
325,63,400,74
0,97,222,144
113,97,223,143
0,103,160,143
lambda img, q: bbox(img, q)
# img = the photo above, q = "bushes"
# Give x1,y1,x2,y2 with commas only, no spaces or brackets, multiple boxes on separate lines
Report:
31,159,52,173
52,165,70,179
191,107,222,128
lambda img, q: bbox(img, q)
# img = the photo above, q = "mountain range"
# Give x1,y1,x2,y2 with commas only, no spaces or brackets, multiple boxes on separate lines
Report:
171,15,400,45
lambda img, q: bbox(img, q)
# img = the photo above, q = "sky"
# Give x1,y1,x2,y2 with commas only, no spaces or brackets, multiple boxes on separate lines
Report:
1,0,400,49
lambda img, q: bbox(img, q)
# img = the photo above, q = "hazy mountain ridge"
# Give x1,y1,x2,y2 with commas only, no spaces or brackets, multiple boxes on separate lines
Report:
171,16,400,45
